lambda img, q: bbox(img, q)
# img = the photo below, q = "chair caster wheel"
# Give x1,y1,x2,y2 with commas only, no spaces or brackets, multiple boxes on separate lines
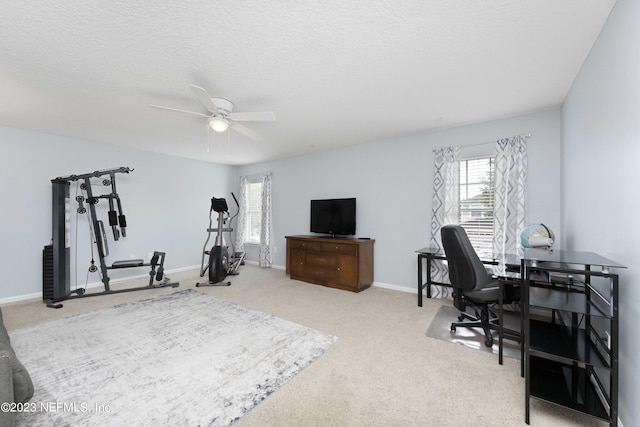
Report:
485,339,493,347
450,325,456,332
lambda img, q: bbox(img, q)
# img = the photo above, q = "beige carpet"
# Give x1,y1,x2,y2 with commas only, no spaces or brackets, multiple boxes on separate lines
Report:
2,265,607,426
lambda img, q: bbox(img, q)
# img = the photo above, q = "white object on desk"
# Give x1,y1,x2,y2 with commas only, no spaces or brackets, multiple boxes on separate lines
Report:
527,236,553,247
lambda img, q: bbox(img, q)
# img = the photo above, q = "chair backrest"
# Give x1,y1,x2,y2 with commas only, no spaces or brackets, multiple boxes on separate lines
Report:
440,225,492,291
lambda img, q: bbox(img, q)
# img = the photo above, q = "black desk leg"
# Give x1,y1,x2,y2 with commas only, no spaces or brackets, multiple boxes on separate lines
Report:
417,254,423,307
426,253,432,299
524,263,530,425
499,281,504,365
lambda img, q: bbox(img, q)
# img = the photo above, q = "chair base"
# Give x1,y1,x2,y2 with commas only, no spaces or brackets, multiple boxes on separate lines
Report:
450,307,520,347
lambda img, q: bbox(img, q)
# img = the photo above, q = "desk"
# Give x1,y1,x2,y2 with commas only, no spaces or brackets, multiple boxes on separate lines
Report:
520,249,624,427
416,245,624,426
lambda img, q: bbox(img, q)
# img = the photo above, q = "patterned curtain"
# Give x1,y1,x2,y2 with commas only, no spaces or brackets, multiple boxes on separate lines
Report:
429,146,460,298
259,172,272,268
493,135,528,257
234,176,248,256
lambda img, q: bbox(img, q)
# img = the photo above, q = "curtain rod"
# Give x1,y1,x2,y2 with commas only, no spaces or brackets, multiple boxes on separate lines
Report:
239,172,271,179
432,133,531,153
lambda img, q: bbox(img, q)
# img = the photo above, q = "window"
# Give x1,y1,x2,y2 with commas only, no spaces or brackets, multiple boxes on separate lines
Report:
459,156,495,256
245,180,263,244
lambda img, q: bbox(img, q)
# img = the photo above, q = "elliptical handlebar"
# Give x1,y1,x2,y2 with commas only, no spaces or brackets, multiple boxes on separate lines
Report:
229,192,241,223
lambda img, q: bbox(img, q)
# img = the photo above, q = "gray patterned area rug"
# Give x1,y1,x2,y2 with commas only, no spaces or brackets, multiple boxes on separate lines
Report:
10,289,337,426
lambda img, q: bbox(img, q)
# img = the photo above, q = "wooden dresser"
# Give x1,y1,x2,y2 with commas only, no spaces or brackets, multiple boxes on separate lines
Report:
285,235,374,292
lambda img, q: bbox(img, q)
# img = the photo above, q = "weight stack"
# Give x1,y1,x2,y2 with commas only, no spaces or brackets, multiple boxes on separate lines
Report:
42,244,54,301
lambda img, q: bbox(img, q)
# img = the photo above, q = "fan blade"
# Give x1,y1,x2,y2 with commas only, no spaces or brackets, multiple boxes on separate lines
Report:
230,123,263,141
148,104,209,117
229,111,276,122
189,85,218,114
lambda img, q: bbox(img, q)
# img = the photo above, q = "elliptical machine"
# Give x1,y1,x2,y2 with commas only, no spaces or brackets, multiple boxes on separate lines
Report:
196,193,245,287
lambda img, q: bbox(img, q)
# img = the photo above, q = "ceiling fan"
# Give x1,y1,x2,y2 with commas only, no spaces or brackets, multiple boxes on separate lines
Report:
149,85,276,141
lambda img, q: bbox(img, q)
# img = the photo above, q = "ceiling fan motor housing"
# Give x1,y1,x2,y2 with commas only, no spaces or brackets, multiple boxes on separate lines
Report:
211,98,234,116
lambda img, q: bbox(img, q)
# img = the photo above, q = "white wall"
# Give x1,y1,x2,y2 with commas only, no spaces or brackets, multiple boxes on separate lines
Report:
238,109,562,291
562,0,639,424
0,126,236,301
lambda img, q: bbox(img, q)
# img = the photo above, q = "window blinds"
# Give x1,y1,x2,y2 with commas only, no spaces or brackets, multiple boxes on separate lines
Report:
459,156,495,256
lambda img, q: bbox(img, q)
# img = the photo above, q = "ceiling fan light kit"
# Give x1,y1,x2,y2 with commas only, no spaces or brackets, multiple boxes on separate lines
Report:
149,84,276,142
208,117,229,132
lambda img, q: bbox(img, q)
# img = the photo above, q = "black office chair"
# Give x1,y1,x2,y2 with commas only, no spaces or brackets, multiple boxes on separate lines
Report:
440,224,519,347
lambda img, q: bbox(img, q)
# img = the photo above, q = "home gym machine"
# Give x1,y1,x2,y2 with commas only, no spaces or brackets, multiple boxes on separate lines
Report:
43,167,179,308
196,193,245,287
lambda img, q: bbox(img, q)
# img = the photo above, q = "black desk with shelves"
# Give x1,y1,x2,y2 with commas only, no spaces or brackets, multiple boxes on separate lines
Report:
521,249,624,427
415,246,624,426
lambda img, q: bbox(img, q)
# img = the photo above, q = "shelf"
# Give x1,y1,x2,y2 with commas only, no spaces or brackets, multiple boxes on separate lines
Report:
530,357,610,422
528,286,609,318
523,252,620,426
529,320,610,369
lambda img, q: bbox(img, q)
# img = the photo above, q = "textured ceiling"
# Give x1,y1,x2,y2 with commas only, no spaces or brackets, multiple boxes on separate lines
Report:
0,1,615,165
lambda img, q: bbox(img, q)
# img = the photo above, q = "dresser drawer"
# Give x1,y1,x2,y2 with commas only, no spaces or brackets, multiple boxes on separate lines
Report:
306,267,338,282
306,252,338,268
289,239,322,252
321,242,357,255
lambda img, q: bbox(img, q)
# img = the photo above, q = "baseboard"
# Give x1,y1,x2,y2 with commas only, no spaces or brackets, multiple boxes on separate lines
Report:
238,260,286,270
372,281,414,294
0,291,43,305
1,263,290,305
0,264,201,305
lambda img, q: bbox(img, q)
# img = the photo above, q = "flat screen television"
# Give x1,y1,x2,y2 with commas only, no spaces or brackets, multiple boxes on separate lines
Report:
310,198,356,237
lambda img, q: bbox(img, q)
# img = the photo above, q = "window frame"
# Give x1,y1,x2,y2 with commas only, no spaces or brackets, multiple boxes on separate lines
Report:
244,178,263,245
